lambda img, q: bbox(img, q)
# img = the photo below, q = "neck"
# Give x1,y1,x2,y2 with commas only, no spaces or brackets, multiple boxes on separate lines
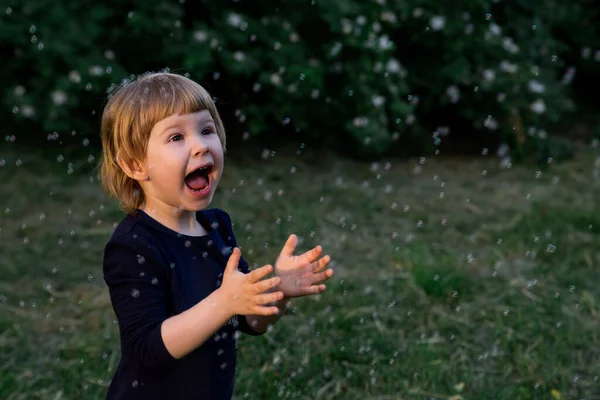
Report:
140,203,208,237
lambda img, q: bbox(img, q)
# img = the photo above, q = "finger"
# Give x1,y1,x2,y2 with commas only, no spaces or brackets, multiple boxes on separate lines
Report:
248,264,274,282
311,268,334,285
311,255,331,273
303,284,327,296
252,306,281,316
292,284,327,298
279,234,298,257
298,245,323,265
254,276,281,293
225,247,241,275
255,291,284,305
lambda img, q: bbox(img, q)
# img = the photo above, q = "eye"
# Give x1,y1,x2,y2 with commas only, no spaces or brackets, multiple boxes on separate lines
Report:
201,128,214,136
169,134,184,142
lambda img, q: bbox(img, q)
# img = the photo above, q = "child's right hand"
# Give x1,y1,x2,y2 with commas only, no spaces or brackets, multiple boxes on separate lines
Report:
219,247,284,316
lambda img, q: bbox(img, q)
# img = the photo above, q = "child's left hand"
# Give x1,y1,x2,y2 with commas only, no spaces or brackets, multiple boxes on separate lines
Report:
273,234,334,298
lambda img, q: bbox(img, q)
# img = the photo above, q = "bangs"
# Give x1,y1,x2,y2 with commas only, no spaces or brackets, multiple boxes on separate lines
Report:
135,73,217,132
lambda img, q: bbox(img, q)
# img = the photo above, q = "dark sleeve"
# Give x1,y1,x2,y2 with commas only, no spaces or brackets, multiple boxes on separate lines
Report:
103,234,178,367
216,209,265,336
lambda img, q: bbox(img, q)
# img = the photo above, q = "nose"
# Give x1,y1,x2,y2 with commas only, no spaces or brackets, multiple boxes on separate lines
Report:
191,133,209,156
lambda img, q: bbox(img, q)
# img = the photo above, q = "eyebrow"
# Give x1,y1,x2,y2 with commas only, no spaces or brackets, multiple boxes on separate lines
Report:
160,119,215,134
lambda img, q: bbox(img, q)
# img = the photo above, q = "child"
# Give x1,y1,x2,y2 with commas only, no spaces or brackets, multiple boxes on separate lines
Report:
99,71,334,400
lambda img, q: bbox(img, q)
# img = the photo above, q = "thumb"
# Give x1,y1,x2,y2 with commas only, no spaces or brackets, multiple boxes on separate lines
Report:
280,234,298,257
225,247,241,275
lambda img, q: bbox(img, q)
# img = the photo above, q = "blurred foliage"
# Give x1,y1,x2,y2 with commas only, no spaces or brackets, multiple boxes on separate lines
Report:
1,0,599,160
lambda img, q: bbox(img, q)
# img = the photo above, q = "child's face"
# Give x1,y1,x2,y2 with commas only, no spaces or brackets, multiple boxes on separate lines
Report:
140,110,224,213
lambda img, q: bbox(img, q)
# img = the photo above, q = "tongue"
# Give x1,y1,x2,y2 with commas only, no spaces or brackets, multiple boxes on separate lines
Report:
185,172,208,190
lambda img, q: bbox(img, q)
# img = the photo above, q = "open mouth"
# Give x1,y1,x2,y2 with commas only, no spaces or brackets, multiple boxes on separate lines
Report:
184,165,213,192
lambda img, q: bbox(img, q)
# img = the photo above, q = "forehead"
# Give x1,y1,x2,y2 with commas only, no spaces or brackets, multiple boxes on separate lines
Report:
152,110,214,131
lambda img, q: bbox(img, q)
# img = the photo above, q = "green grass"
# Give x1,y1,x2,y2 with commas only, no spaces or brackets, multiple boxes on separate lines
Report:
2,144,600,399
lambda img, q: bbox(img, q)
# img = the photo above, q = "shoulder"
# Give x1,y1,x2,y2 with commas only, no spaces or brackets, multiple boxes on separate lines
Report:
103,214,166,273
201,208,236,231
201,208,242,247
202,207,231,223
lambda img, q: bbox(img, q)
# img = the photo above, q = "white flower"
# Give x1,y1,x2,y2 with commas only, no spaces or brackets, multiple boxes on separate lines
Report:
437,126,450,136
104,50,115,60
499,60,518,74
14,86,25,96
499,157,512,169
528,80,545,93
561,66,576,85
270,74,282,86
311,89,320,99
341,18,353,34
289,33,299,42
446,85,460,103
497,92,506,102
502,37,519,54
51,90,68,106
372,95,385,108
581,47,591,59
484,116,498,130
380,11,397,23
228,13,242,27
21,105,35,118
385,58,401,73
68,70,81,83
372,21,382,33
89,65,104,76
378,35,393,50
356,15,367,25
413,8,423,18
193,31,208,42
489,23,501,36
353,116,369,127
233,51,245,62
406,114,415,125
537,129,548,139
330,42,342,56
483,69,496,82
430,16,445,31
530,99,546,114
497,144,510,158
465,24,474,35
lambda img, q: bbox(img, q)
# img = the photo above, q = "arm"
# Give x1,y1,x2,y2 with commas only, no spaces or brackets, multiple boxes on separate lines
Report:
160,288,234,359
103,235,237,367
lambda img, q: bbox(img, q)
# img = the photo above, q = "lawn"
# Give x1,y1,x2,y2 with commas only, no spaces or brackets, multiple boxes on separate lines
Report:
1,143,600,399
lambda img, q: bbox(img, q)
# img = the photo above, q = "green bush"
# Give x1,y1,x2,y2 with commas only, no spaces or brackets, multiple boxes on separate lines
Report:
1,0,598,159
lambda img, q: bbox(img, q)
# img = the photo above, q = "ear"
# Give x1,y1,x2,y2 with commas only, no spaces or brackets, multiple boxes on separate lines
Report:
116,154,148,182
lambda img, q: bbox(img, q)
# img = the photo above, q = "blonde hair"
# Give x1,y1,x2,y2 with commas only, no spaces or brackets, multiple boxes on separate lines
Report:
99,71,226,214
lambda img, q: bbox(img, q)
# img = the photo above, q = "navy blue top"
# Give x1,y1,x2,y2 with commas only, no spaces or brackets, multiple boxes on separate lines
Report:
102,208,263,400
